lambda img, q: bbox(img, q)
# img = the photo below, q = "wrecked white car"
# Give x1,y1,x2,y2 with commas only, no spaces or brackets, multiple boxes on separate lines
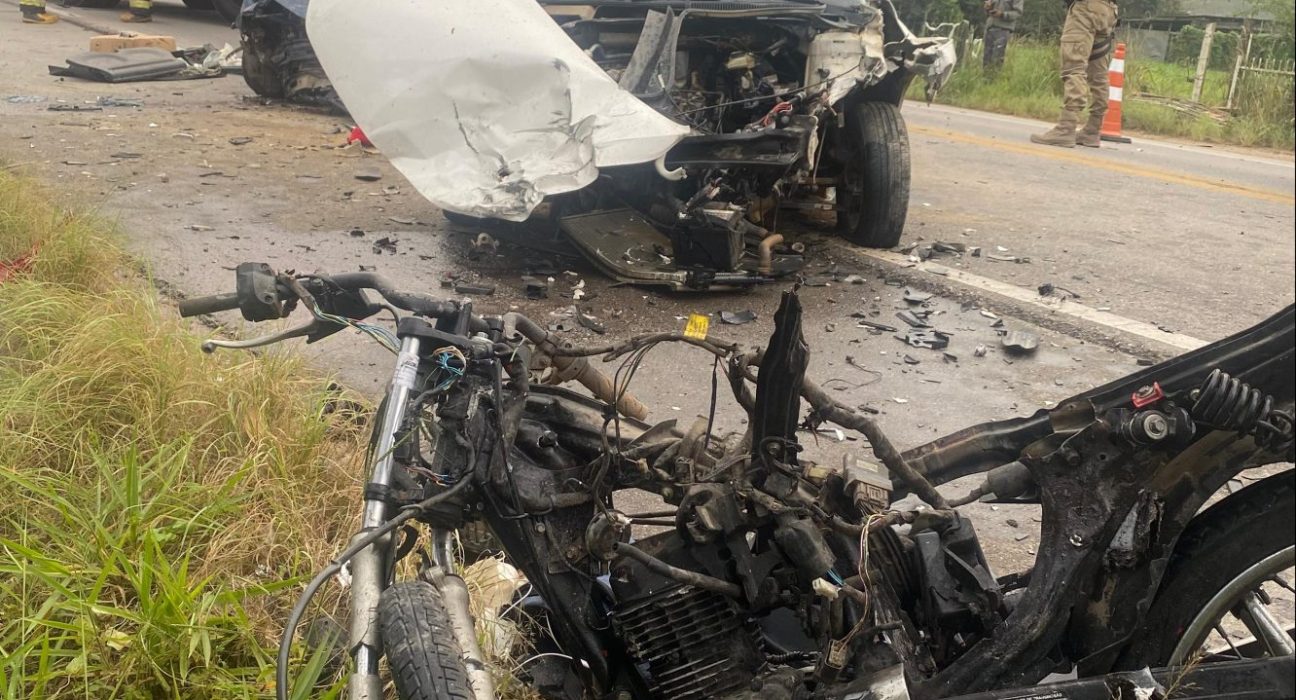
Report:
302,0,955,290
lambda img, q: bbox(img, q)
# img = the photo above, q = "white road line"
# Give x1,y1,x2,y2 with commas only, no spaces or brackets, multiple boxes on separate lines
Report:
858,249,1210,352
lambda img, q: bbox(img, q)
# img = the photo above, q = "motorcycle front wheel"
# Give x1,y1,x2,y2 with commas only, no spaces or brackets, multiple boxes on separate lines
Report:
1126,469,1295,665
378,581,474,700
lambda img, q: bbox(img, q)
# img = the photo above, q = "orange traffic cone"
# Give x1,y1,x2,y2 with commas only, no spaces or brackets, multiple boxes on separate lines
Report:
1101,43,1132,143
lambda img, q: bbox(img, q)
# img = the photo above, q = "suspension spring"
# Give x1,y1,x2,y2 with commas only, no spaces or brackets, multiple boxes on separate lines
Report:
1190,369,1294,450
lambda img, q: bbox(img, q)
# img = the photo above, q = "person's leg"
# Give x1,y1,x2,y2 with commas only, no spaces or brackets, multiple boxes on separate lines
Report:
19,0,58,24
1031,0,1098,146
987,28,1010,71
1077,34,1113,146
121,0,152,22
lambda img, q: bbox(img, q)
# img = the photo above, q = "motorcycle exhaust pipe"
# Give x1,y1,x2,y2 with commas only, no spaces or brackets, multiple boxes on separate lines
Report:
427,529,496,700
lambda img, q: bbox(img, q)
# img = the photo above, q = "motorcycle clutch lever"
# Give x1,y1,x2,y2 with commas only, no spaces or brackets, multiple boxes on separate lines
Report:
200,319,323,353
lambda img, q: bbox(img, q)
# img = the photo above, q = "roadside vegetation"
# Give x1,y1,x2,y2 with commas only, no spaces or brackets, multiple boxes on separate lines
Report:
0,170,363,698
909,40,1295,151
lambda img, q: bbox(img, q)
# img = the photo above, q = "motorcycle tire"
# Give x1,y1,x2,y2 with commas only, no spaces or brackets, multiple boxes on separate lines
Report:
378,580,474,700
1123,469,1294,666
835,101,910,249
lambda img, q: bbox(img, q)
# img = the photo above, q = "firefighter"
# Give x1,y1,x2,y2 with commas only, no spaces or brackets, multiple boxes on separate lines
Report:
1031,0,1118,148
121,0,153,23
18,0,58,24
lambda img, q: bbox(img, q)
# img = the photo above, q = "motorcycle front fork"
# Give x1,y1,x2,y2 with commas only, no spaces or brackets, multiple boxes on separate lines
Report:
348,336,421,700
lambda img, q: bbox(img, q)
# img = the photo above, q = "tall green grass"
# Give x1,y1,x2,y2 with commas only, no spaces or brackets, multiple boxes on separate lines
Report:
914,41,1295,151
0,170,366,698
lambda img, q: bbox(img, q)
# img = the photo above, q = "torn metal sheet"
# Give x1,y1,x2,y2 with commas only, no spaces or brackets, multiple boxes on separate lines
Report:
306,0,689,221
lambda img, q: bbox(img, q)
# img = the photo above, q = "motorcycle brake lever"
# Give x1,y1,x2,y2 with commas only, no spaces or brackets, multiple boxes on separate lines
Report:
200,320,322,353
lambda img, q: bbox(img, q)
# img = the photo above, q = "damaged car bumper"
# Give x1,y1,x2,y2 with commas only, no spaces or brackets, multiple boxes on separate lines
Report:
304,0,956,289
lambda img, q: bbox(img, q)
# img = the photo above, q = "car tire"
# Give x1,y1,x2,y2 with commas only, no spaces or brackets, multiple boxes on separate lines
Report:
1120,470,1295,666
181,0,214,10
835,101,910,249
378,581,475,700
212,0,240,24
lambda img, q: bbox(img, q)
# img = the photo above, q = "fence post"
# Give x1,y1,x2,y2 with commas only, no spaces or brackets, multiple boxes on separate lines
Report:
1192,21,1217,103
1226,54,1243,110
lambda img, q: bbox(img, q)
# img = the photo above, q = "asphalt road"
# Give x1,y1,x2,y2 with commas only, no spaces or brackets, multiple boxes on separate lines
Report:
2,3,1293,570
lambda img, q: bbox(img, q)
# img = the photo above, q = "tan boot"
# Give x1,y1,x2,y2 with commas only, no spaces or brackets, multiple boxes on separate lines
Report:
1030,110,1079,148
1076,114,1102,148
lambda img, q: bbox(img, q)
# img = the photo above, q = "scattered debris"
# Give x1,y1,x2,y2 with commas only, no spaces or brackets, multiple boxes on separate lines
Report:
904,329,950,350
896,310,931,328
48,104,102,112
943,352,958,363
902,287,933,304
1038,282,1081,299
903,354,921,365
96,96,143,108
719,310,757,325
979,309,999,320
1014,533,1031,542
1001,330,1040,355
471,233,499,256
185,224,215,232
969,246,982,257
371,237,398,254
986,254,1029,264
522,276,550,299
347,126,373,147
228,136,254,146
354,168,383,182
1136,358,1155,367
974,344,988,357
387,216,418,225
49,47,220,83
5,95,46,104
824,323,836,333
348,228,365,237
932,241,966,254
892,397,910,404
577,312,607,334
856,319,898,333
842,274,866,285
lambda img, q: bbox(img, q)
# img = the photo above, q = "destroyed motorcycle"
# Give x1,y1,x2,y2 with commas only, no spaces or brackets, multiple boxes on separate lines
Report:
181,263,1296,700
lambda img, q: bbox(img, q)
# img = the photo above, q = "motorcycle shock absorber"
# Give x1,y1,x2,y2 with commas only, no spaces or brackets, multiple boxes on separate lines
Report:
1190,369,1295,450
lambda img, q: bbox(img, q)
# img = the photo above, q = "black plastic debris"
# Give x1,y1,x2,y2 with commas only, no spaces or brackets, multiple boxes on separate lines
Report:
349,228,366,237
943,352,958,363
522,276,549,299
903,329,950,350
720,310,758,325
1001,330,1040,355
902,287,933,304
354,168,383,182
1038,282,1081,299
903,354,921,365
49,48,189,83
932,241,966,254
855,319,898,333
371,237,398,254
896,310,931,328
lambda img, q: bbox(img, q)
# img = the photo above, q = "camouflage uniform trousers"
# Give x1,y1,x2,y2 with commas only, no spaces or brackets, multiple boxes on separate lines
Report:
1060,0,1118,124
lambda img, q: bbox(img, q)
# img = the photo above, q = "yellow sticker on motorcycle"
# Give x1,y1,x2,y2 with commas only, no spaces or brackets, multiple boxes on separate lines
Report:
684,313,709,340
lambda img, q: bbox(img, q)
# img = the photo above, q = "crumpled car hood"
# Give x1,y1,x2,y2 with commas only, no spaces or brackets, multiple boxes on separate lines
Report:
306,0,690,221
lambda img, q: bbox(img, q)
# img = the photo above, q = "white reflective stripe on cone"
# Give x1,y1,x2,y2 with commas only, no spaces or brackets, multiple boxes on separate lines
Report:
1109,86,1123,101
1110,58,1125,73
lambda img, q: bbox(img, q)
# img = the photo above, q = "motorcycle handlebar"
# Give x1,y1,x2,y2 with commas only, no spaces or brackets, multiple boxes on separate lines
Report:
181,265,649,419
178,292,241,318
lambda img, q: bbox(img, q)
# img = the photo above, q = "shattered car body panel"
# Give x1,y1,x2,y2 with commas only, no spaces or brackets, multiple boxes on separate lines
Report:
306,0,691,221
304,0,955,289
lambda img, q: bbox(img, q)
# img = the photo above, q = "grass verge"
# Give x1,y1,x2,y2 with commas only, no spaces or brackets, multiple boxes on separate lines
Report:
0,169,366,698
913,41,1295,151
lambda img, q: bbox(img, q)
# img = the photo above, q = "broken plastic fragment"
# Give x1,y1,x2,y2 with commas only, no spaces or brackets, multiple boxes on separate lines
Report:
306,0,689,221
719,310,758,325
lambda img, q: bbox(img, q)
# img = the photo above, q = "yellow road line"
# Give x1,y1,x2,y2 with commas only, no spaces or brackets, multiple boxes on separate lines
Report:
909,125,1296,206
